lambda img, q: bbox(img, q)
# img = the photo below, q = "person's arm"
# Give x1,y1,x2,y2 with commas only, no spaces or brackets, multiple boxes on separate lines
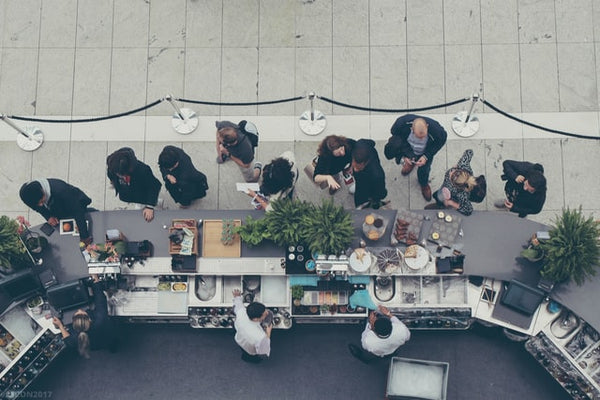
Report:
455,149,474,174
232,289,245,316
423,120,447,161
502,160,533,182
452,193,473,216
246,189,269,211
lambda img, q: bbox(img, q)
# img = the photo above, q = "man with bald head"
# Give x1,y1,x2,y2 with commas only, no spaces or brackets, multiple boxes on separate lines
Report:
384,114,447,201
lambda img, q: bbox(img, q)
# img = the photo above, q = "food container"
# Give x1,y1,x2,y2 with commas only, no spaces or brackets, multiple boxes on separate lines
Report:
171,282,188,292
386,357,449,400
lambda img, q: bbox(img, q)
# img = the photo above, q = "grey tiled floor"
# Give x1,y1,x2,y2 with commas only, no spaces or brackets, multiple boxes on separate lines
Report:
0,0,599,226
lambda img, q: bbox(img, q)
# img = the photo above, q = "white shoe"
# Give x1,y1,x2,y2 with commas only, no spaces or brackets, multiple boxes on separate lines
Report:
347,182,356,194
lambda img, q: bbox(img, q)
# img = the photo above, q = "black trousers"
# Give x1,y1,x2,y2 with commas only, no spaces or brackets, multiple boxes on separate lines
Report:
241,349,263,363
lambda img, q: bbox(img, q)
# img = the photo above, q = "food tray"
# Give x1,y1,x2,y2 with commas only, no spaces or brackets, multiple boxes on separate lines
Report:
171,282,188,292
301,290,348,306
202,220,241,258
390,210,424,245
169,226,198,255
427,213,462,246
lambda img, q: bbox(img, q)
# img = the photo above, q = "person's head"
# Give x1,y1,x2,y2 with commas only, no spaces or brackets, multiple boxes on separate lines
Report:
260,157,294,196
451,169,477,192
351,143,372,172
216,121,240,148
318,135,351,158
373,316,393,338
246,302,267,321
158,147,180,171
383,135,403,160
107,148,137,177
72,310,91,359
19,181,45,208
469,175,487,203
524,169,546,194
412,118,429,139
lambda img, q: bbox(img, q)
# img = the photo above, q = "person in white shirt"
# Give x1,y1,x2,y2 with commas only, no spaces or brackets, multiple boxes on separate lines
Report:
348,305,411,364
232,289,272,363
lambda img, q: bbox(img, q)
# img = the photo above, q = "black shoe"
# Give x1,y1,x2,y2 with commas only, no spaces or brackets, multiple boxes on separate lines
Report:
241,352,262,364
348,344,370,364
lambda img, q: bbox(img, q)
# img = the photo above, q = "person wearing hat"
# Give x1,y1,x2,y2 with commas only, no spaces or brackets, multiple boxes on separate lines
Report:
348,305,411,364
215,120,262,182
384,114,447,201
19,178,93,244
106,147,162,222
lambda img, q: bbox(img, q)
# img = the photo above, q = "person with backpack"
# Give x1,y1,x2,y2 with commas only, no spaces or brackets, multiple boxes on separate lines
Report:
495,160,546,218
158,146,209,208
215,120,262,183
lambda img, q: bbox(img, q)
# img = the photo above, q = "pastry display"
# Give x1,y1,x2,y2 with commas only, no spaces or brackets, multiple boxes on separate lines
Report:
391,210,423,245
405,245,419,258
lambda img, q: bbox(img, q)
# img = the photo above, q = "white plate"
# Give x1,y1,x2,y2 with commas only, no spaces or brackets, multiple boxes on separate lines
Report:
349,251,372,273
404,246,429,270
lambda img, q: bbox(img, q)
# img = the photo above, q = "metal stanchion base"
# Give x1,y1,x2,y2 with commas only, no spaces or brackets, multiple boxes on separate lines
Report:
171,108,199,135
451,111,480,138
16,127,44,151
299,110,327,136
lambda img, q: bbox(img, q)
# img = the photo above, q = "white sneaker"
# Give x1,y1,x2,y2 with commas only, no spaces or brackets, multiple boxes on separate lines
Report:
347,182,356,194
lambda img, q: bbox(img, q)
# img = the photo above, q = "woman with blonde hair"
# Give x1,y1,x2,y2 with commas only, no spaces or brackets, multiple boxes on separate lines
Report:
425,149,485,216
53,275,117,358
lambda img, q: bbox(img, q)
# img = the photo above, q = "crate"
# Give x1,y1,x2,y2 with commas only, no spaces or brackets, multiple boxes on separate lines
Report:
169,226,198,255
386,357,448,400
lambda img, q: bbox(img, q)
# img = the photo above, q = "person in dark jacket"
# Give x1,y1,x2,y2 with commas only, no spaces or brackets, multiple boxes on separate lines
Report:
19,178,93,244
53,275,117,359
352,139,388,209
312,135,356,195
384,114,447,201
107,147,162,222
158,146,208,208
495,160,547,218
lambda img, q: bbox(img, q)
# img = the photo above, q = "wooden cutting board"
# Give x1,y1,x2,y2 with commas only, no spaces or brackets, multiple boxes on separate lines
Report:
202,219,242,257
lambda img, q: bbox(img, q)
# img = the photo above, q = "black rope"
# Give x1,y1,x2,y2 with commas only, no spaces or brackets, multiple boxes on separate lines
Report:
9,99,164,123
483,100,600,141
176,96,304,106
318,96,469,113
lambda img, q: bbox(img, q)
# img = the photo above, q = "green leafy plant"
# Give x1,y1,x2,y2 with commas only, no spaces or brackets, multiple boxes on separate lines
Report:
263,199,312,247
234,215,270,247
300,199,354,255
291,285,304,300
0,215,29,273
539,207,600,286
521,247,544,262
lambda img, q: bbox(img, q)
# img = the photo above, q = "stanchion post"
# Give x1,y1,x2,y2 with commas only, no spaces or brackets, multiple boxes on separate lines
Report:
0,114,44,151
451,92,481,138
164,95,199,135
299,92,327,136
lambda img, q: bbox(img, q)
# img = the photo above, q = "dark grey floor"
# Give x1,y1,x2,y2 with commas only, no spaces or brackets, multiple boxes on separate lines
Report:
28,322,571,400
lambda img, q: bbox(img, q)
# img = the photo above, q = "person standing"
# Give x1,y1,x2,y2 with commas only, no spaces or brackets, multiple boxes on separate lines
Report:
53,275,118,358
312,135,356,195
495,160,547,218
158,145,209,208
107,147,162,222
425,149,480,216
215,120,262,183
245,150,299,212
384,114,447,201
348,305,411,364
352,139,388,209
19,178,93,244
232,289,272,363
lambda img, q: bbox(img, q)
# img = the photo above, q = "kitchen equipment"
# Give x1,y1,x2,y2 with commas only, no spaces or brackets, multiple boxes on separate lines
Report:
374,276,395,302
285,244,313,274
202,220,241,257
157,291,187,314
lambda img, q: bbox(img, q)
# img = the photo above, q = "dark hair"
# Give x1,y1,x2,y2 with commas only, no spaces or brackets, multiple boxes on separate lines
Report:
19,181,44,208
107,148,137,176
317,135,350,157
352,144,372,164
374,317,392,338
158,147,180,170
526,169,546,193
260,157,294,196
246,302,266,320
469,175,487,203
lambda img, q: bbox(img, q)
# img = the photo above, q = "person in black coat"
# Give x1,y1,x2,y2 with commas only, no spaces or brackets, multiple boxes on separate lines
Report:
495,160,547,218
107,147,162,222
19,178,93,244
352,139,388,209
313,135,356,194
383,114,447,201
53,275,117,359
158,146,209,207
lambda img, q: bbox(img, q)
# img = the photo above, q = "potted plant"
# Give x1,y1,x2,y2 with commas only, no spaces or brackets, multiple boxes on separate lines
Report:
520,234,544,262
264,199,313,247
221,219,235,246
538,207,600,286
300,199,354,255
291,285,304,306
234,216,270,247
0,215,30,273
